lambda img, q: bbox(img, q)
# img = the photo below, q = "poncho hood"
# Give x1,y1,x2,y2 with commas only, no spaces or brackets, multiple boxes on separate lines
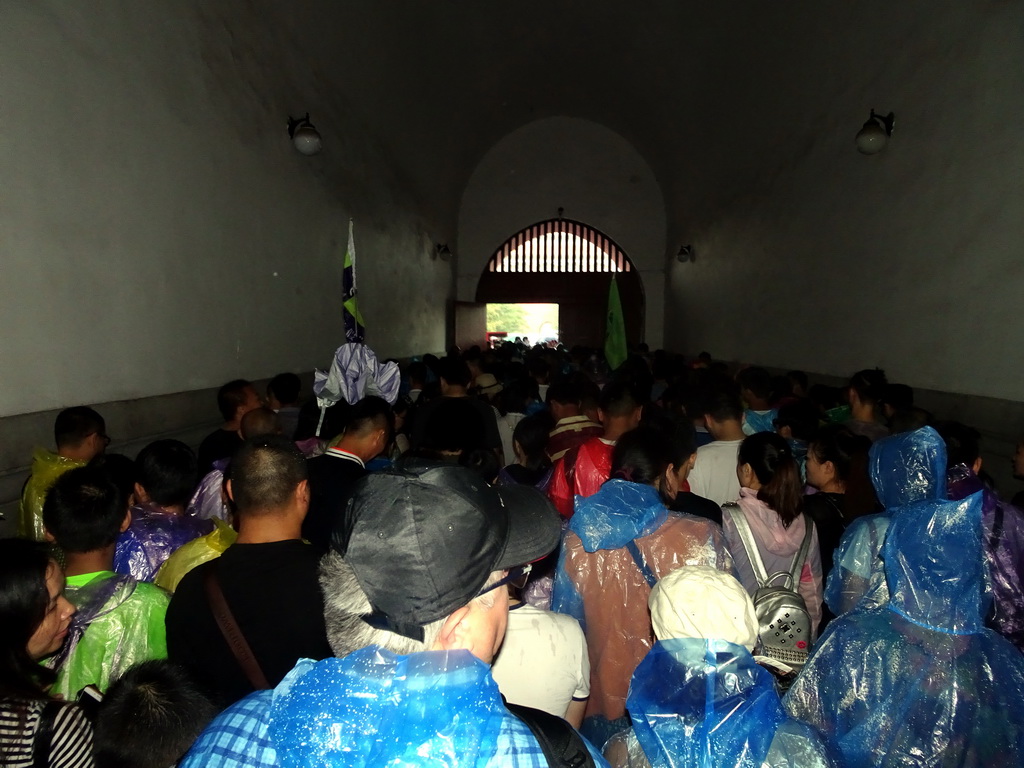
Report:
869,426,947,509
569,479,667,552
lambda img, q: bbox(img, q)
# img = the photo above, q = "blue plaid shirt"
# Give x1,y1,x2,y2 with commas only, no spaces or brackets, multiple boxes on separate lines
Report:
181,653,609,768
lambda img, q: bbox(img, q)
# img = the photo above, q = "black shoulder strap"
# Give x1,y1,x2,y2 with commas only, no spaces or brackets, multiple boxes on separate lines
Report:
33,701,62,768
506,702,595,768
624,540,658,588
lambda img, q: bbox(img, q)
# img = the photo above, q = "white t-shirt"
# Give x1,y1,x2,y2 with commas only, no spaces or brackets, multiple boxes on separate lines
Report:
688,439,744,506
491,603,590,719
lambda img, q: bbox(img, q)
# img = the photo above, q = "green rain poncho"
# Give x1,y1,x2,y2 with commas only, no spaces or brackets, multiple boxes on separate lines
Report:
51,571,170,699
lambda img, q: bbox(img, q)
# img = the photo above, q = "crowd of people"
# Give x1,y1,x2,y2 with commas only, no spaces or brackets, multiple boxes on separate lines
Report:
2,340,1024,767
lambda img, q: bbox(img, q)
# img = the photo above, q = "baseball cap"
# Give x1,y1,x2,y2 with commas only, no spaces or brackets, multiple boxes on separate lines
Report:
332,463,561,639
649,566,759,651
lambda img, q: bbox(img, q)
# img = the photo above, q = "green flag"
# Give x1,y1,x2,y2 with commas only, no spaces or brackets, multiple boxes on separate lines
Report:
604,275,627,371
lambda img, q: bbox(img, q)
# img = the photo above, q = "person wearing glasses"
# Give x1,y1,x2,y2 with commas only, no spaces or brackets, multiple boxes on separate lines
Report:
19,406,108,542
181,464,610,768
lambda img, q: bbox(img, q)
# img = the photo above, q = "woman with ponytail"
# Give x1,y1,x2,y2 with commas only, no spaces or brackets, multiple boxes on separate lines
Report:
722,432,823,637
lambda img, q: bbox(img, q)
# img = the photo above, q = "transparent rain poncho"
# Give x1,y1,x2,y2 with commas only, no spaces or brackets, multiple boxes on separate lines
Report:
50,571,169,698
19,449,86,540
113,503,213,582
153,517,237,593
947,463,1024,653
605,638,834,768
824,427,946,617
784,491,1024,767
552,480,733,725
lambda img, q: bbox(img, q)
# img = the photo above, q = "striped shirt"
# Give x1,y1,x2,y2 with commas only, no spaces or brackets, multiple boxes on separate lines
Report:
0,698,94,768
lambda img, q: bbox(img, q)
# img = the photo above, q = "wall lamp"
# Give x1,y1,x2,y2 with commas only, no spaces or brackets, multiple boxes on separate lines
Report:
288,113,323,155
855,110,895,155
677,245,695,263
434,243,452,262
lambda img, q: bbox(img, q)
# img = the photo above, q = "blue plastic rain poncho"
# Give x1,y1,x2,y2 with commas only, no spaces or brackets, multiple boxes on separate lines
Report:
947,463,1024,653
823,426,947,617
741,409,778,436
552,481,733,733
113,503,214,582
181,647,609,767
784,491,1024,767
606,639,834,768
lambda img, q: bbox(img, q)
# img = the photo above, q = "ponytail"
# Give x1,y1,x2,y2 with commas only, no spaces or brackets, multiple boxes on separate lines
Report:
738,432,804,528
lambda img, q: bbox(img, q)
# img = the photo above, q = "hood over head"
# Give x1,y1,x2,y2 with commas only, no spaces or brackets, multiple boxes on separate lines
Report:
884,491,987,633
869,426,947,509
569,479,667,552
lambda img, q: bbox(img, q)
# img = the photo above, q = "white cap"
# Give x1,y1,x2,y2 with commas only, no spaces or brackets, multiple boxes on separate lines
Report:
649,566,759,651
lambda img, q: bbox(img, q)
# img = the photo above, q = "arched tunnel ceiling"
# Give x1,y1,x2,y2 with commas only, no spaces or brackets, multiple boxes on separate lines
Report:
271,1,951,231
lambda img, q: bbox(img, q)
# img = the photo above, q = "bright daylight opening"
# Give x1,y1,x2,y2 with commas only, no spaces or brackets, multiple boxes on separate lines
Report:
486,303,559,346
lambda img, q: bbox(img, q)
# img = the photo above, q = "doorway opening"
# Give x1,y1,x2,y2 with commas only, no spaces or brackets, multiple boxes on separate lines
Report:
485,303,559,346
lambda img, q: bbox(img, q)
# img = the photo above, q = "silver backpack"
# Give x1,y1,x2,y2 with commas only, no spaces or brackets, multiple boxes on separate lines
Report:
724,504,815,668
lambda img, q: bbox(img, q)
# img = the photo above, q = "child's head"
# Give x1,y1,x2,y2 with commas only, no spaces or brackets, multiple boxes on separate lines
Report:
95,660,216,768
134,439,198,509
43,466,128,552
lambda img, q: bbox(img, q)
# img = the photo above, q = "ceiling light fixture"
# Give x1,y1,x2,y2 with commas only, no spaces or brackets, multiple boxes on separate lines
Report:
855,110,895,155
677,245,695,263
434,243,452,262
288,113,323,155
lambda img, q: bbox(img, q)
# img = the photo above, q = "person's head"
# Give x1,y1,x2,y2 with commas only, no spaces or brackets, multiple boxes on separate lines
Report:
267,372,301,410
512,415,552,472
43,466,130,553
736,367,772,407
610,426,674,496
869,426,948,508
406,361,428,389
225,435,309,518
54,406,108,461
240,406,283,439
774,399,819,443
527,357,550,384
703,390,744,437
787,370,809,399
94,660,217,768
436,356,472,392
665,419,699,492
546,376,582,421
599,381,644,439
649,566,758,651
89,453,137,504
473,373,503,402
459,448,501,484
133,439,197,511
216,379,262,424
807,425,877,521
880,383,914,419
321,464,560,664
737,432,803,527
934,421,983,474
0,540,75,700
848,368,888,416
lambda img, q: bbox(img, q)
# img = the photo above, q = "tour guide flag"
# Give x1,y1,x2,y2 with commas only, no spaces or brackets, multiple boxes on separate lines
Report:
604,275,627,371
343,218,365,343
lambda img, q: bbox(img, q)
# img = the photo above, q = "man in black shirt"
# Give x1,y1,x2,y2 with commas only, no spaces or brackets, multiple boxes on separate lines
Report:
196,380,263,475
166,435,332,707
411,356,502,460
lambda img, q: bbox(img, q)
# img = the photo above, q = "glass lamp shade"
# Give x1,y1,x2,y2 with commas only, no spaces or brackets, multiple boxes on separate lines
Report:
856,121,887,154
292,125,322,156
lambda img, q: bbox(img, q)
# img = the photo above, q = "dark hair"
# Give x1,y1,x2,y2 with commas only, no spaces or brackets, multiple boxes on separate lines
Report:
135,440,197,508
934,421,981,469
0,539,57,700
611,426,672,486
512,415,552,473
665,419,698,468
848,369,888,406
600,380,641,418
268,373,301,405
216,379,254,421
54,406,105,449
527,358,550,381
737,367,772,400
546,376,582,407
406,361,428,387
459,448,500,484
240,407,282,440
809,425,876,522
94,661,216,768
228,435,308,514
737,432,802,527
774,399,819,443
436,357,472,389
43,466,127,552
89,453,136,501
344,396,394,438
880,383,914,412
704,390,743,423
